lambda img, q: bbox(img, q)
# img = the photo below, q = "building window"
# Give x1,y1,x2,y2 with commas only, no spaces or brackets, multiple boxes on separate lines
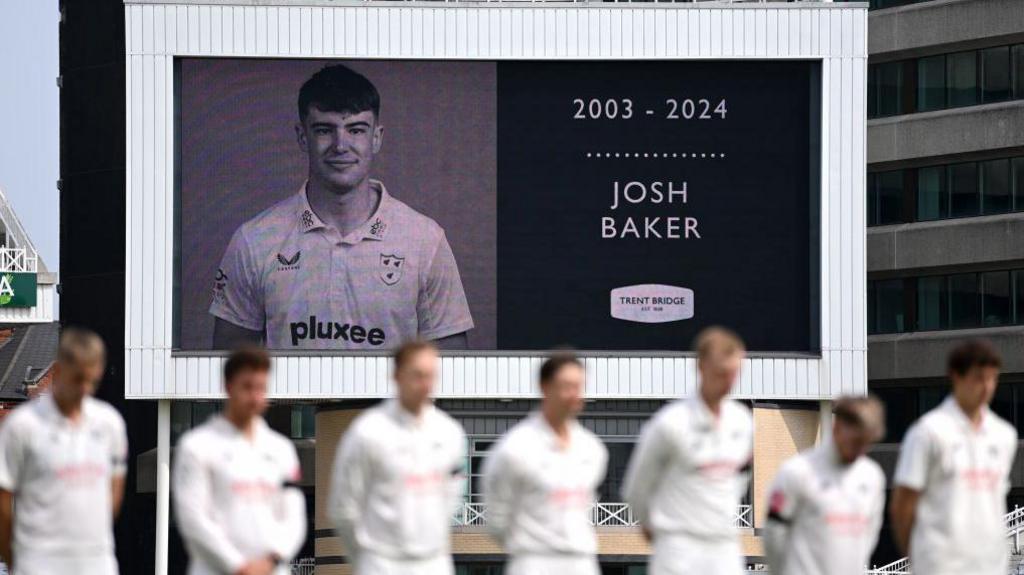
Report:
981,46,1012,103
868,170,903,225
290,405,316,439
872,268,1024,335
870,43,1024,119
466,439,495,503
868,279,904,335
981,159,1011,215
917,55,946,112
948,162,979,218
981,271,1012,327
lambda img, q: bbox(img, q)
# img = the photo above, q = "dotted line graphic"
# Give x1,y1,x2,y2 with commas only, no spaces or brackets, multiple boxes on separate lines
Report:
585,152,726,159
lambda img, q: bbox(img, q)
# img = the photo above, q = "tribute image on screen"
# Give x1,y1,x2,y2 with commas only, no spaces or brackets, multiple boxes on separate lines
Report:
176,58,820,352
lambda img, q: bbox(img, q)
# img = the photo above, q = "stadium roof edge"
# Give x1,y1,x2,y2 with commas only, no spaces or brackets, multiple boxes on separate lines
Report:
123,0,869,9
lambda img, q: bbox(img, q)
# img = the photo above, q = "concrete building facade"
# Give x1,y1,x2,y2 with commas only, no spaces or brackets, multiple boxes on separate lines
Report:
863,0,1024,562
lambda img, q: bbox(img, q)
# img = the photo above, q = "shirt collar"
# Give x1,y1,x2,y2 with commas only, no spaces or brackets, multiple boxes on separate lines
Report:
214,413,269,440
688,394,720,430
529,411,578,450
387,398,434,428
941,395,990,433
40,392,90,427
296,179,392,243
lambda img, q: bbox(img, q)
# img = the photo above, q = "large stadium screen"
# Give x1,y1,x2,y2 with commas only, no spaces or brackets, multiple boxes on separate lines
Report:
176,58,820,352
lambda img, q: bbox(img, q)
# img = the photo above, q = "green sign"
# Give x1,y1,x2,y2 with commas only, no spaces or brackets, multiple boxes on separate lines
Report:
0,273,37,307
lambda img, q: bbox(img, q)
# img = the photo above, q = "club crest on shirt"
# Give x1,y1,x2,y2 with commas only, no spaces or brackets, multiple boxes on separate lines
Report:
370,217,388,239
380,253,405,286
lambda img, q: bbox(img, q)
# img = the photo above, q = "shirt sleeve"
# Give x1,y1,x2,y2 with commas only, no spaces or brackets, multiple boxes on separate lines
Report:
865,470,886,564
209,227,265,332
172,439,247,574
327,428,369,562
621,415,672,526
417,233,474,341
894,424,932,492
446,425,468,517
109,410,129,478
481,440,517,546
763,462,801,573
0,418,24,492
273,442,307,562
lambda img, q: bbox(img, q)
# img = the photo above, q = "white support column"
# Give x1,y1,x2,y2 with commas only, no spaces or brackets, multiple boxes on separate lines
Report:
818,400,833,445
156,400,171,575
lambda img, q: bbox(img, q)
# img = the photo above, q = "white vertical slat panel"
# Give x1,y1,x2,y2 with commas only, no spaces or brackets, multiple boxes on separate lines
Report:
126,2,866,399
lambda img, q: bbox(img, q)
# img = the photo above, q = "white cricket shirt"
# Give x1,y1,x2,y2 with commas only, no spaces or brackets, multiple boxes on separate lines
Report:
328,400,466,564
763,442,886,575
0,394,127,574
482,413,608,557
622,396,753,541
210,180,474,349
172,415,306,575
894,396,1017,575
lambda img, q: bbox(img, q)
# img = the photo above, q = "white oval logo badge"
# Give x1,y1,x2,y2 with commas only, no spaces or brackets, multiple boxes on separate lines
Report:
611,284,694,323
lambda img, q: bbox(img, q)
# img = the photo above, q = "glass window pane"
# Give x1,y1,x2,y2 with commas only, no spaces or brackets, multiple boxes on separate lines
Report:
949,162,979,217
917,166,948,221
982,271,1011,327
877,61,903,117
1013,157,1024,212
981,46,1011,103
919,386,947,416
868,282,877,334
918,55,946,112
949,273,980,329
876,170,903,224
874,279,904,334
947,51,978,108
868,64,879,119
873,387,917,443
982,159,1011,215
1014,45,1024,99
917,276,947,331
990,384,1015,434
867,173,878,226
1016,270,1024,324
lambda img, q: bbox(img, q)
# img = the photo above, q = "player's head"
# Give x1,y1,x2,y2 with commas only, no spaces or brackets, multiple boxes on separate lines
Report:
53,327,106,403
947,339,1001,414
393,340,439,412
539,353,586,422
296,64,383,194
695,326,745,402
831,395,885,464
223,346,272,421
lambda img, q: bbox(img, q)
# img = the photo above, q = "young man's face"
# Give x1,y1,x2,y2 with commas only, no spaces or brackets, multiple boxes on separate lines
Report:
699,349,744,401
297,106,383,193
832,419,875,465
395,348,438,409
541,363,586,421
951,365,999,413
225,367,269,421
52,359,104,403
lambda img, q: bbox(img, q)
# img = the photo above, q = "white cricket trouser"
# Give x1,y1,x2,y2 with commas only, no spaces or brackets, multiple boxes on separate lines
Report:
506,554,600,575
649,534,743,575
354,553,454,575
14,553,119,575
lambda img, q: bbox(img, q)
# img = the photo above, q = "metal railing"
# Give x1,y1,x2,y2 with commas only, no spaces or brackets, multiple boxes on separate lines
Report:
866,506,1024,575
0,248,36,273
453,501,753,529
290,557,315,575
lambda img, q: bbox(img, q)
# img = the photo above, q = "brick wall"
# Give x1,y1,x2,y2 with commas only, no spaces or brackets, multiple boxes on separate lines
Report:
751,406,820,529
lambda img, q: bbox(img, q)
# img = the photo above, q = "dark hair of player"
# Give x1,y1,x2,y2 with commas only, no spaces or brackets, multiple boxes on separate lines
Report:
224,346,272,384
393,340,438,371
539,353,584,387
58,326,107,367
298,64,381,122
947,339,1002,376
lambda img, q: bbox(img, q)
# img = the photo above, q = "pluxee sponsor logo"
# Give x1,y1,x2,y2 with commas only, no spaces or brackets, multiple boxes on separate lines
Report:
288,316,386,347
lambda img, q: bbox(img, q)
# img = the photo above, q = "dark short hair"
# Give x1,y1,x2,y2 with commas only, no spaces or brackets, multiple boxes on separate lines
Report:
298,64,380,122
224,346,271,384
539,353,584,386
947,339,1002,376
394,340,437,371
